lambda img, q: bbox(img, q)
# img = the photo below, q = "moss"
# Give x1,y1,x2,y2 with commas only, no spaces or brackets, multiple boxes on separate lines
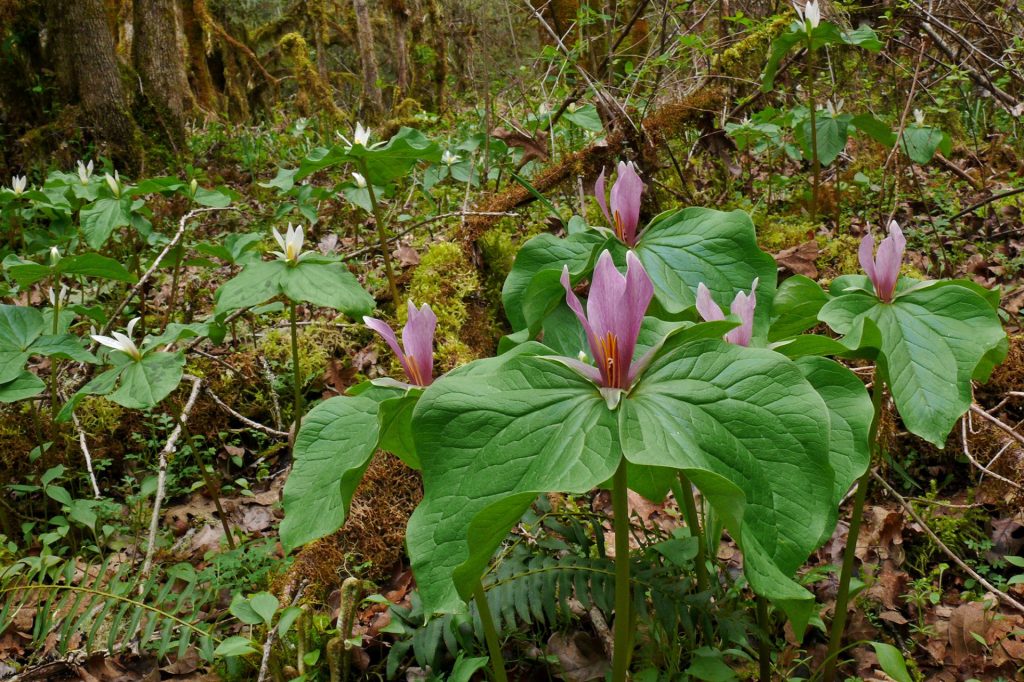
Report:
712,14,792,74
76,396,125,437
755,214,816,252
259,320,351,418
402,241,481,368
816,233,861,280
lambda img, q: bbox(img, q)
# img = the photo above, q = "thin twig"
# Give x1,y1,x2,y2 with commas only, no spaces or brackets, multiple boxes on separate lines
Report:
970,403,1024,448
140,376,203,580
872,470,1024,615
341,210,518,261
70,413,101,499
961,416,1021,490
256,581,307,682
205,385,290,438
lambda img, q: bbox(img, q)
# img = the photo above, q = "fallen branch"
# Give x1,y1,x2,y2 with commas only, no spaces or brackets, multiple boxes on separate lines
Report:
140,375,203,580
970,403,1024,448
871,470,1024,615
205,385,290,438
70,413,102,499
961,415,1021,490
256,581,306,682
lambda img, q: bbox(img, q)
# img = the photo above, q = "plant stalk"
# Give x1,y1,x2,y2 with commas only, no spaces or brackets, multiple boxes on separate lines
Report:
289,298,303,440
822,376,885,682
50,281,60,419
361,162,400,303
807,40,819,220
672,472,709,593
473,581,509,682
611,459,632,682
757,596,771,682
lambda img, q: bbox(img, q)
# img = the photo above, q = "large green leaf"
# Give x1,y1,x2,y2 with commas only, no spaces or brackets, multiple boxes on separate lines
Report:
30,335,96,363
501,231,606,331
620,340,831,628
293,127,441,186
634,208,777,332
108,352,185,409
819,283,1005,445
79,197,131,249
59,253,137,283
406,358,619,614
768,275,829,341
214,260,373,318
0,371,46,403
796,113,851,166
280,395,381,553
407,341,834,629
900,126,952,164
793,356,872,545
0,305,45,383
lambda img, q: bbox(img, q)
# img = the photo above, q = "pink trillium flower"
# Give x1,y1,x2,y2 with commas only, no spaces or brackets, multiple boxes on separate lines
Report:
595,161,644,246
695,279,759,347
364,301,437,386
858,220,905,303
561,250,654,389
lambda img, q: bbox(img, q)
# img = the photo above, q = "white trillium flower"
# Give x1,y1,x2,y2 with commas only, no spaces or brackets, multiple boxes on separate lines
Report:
913,109,925,126
795,0,820,29
48,284,69,307
11,175,27,195
826,99,844,117
91,317,142,361
271,223,312,263
50,246,61,264
441,150,461,167
105,171,121,197
352,172,368,189
77,160,94,185
354,122,371,146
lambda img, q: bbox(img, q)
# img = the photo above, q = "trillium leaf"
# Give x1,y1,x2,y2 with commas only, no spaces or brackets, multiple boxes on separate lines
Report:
278,261,375,317
214,261,285,315
0,305,45,383
30,334,96,363
619,339,832,629
820,284,1005,445
634,208,777,333
793,355,872,545
0,371,46,403
57,365,126,422
80,196,132,249
406,358,618,614
900,126,951,165
108,351,185,410
502,231,606,331
280,395,381,553
59,253,137,283
768,275,830,341
377,394,421,469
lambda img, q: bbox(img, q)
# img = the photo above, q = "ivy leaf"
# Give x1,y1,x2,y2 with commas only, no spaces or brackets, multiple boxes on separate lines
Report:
820,282,1005,445
280,395,381,553
634,208,777,333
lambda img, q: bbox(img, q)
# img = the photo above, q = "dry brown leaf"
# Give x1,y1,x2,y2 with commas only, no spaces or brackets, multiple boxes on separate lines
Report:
547,631,609,682
947,601,991,666
490,127,549,164
394,244,420,267
775,240,820,278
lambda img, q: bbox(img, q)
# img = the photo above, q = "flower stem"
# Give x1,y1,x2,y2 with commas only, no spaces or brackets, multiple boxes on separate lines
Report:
289,298,303,440
611,459,632,682
361,162,400,303
672,472,709,593
822,376,885,682
50,283,60,419
807,38,819,220
757,596,771,682
473,581,508,682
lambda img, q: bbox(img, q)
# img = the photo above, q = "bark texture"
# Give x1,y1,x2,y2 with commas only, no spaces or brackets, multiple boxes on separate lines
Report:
352,0,384,115
49,0,141,170
133,0,195,150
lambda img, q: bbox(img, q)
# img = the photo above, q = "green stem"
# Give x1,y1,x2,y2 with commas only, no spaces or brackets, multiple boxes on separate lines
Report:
361,162,400,303
473,581,509,682
757,596,771,682
807,41,819,220
50,284,60,419
672,472,709,593
289,298,303,439
611,459,632,682
822,376,885,682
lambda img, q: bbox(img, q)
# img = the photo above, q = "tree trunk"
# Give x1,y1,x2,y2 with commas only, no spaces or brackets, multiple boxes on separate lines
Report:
352,0,384,116
425,0,447,113
48,0,141,171
388,0,411,96
133,0,195,152
180,0,220,113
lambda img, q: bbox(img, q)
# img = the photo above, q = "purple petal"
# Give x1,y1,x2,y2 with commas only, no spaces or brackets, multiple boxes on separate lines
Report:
554,356,605,385
858,232,877,292
402,301,437,386
619,251,653,368
609,162,643,245
594,167,612,225
365,316,414,382
725,278,758,347
561,266,602,374
695,283,725,323
873,221,905,302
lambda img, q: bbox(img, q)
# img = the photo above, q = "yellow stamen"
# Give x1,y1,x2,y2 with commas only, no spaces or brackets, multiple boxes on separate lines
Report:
406,354,425,386
613,210,624,241
598,331,619,388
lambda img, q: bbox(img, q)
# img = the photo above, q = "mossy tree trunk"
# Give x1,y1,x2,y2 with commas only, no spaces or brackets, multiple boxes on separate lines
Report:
388,0,412,96
352,0,384,116
425,0,447,113
181,0,221,114
48,0,142,171
133,0,195,152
